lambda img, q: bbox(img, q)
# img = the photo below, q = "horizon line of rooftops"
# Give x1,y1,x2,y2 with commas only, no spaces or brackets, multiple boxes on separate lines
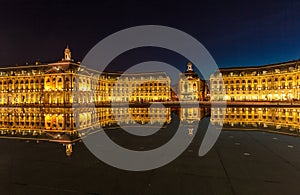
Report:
1,46,299,75
0,61,170,76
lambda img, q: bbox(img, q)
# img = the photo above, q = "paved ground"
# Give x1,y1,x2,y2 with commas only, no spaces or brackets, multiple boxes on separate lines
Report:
0,120,300,194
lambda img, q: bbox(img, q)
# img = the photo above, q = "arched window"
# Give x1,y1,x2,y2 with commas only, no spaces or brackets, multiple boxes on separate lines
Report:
193,83,197,91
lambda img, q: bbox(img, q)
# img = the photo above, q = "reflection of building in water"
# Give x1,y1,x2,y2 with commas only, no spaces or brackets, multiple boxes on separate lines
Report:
0,107,79,156
211,107,300,136
180,107,206,122
0,107,76,133
210,59,300,101
179,62,208,101
84,107,171,128
179,107,209,135
65,143,73,157
0,107,172,132
0,106,214,155
0,107,173,156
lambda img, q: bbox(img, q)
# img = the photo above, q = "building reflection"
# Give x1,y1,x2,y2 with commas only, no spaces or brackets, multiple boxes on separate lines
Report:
179,107,208,136
211,107,300,137
180,107,207,123
0,107,174,156
3,106,300,156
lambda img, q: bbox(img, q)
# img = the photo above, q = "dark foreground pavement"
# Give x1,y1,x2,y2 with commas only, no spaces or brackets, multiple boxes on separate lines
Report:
0,126,300,195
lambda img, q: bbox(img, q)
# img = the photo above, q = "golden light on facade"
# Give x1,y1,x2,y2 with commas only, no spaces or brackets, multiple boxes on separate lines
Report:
0,47,208,106
210,59,300,101
179,62,208,101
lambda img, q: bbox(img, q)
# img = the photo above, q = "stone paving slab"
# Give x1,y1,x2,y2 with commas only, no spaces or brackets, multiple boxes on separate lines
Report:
0,129,300,194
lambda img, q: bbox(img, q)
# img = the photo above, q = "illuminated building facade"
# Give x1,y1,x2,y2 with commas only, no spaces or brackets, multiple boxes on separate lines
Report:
0,47,172,106
210,59,300,101
0,47,83,106
110,72,171,102
179,62,208,101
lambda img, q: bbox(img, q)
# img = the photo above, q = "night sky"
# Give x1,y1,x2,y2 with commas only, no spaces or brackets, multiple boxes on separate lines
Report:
0,0,300,72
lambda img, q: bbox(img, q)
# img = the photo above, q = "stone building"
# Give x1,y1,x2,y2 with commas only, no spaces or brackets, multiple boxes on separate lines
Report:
210,59,300,101
178,62,208,101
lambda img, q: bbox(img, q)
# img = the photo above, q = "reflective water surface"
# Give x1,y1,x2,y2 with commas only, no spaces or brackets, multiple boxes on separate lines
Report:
0,106,300,194
211,107,300,137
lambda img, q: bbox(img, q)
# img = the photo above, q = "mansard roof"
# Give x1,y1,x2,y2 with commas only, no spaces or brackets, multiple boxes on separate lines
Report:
219,59,300,73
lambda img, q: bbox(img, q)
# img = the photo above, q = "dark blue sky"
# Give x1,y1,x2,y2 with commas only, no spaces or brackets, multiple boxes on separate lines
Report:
0,0,299,71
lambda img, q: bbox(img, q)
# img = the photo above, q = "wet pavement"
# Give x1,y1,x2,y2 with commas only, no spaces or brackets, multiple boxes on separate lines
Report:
0,121,300,195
